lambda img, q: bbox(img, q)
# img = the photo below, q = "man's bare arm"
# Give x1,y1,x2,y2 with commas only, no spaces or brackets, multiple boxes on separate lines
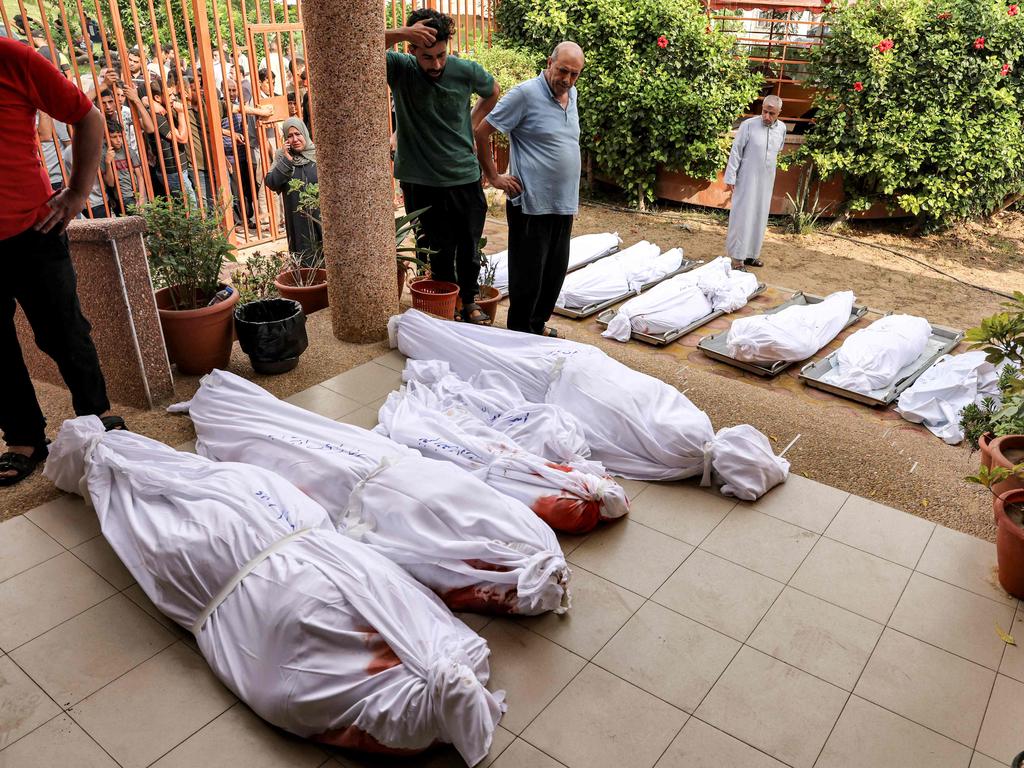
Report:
385,21,437,49
35,105,104,233
471,80,500,133
474,116,522,196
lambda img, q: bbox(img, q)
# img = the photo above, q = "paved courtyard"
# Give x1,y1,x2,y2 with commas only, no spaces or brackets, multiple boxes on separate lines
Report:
1,351,1022,768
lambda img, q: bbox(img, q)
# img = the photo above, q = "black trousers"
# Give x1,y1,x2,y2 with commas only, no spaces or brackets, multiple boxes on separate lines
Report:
506,201,574,334
400,180,487,305
0,226,110,448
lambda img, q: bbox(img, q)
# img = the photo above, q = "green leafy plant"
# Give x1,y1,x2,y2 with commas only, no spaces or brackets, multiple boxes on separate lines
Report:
495,0,762,207
285,178,326,284
396,206,434,277
785,163,827,235
797,0,1024,232
464,44,542,147
235,250,285,304
966,293,1024,366
478,237,498,288
966,463,1024,527
138,197,236,310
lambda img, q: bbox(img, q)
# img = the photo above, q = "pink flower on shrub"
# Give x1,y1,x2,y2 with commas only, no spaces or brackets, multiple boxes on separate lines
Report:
876,38,894,52
974,36,986,49
1001,62,1012,75
853,81,864,91
1009,5,1020,16
657,35,668,48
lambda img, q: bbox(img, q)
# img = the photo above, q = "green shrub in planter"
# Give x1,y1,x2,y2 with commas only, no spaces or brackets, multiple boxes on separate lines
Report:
799,0,1024,231
495,0,761,206
465,44,543,147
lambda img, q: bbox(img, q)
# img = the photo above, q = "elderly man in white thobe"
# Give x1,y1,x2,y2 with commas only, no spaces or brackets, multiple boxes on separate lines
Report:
724,95,787,268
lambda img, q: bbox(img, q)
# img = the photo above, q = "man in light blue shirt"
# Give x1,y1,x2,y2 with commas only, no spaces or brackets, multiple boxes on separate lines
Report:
476,41,584,336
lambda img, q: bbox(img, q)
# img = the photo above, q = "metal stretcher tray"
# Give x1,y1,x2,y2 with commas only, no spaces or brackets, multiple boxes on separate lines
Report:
594,283,767,346
490,244,621,299
798,324,965,407
553,259,703,320
696,292,869,377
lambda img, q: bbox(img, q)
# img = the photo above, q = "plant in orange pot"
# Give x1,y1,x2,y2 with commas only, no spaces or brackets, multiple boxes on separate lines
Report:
475,237,502,325
275,180,328,314
139,198,238,376
396,206,433,299
967,463,1024,599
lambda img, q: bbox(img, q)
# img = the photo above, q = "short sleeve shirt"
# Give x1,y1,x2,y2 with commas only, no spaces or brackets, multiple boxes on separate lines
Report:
387,51,494,187
486,74,580,216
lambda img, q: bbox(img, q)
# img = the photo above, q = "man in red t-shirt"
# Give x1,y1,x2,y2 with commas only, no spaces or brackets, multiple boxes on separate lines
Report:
1,37,123,486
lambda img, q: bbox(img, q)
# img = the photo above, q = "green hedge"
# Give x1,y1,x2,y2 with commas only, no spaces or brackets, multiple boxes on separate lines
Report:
495,0,761,206
800,0,1024,230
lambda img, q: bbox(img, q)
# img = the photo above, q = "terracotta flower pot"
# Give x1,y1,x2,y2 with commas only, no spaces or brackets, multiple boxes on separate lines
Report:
274,268,328,315
994,489,1024,599
155,285,239,376
476,284,502,325
989,434,1024,497
979,432,995,470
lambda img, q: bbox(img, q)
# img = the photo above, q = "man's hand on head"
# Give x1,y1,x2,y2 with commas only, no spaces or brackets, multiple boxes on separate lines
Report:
404,21,437,48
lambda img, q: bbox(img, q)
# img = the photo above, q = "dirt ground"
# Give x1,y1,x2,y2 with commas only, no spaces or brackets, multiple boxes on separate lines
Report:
3,197,1022,539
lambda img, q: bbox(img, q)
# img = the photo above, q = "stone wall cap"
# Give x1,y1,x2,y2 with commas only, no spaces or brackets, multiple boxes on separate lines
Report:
68,215,146,242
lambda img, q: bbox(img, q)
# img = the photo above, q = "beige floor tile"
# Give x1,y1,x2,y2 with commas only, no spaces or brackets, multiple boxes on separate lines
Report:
10,594,176,707
0,655,61,748
916,525,1015,605
654,718,787,768
998,607,1024,683
594,602,738,712
480,620,585,734
790,537,911,623
696,647,846,768
121,584,183,634
517,566,644,659
816,695,972,768
854,629,994,746
70,642,236,768
334,725,515,768
455,611,491,633
334,406,380,430
976,675,1024,765
0,713,118,767
25,494,101,548
151,703,325,768
613,476,648,502
373,348,408,373
747,587,882,690
522,664,687,768
492,739,564,768
0,515,63,582
971,752,1008,768
71,535,135,590
568,520,692,597
699,507,818,582
825,496,935,568
555,531,590,557
0,552,115,651
888,572,1015,670
653,549,783,641
627,482,735,545
748,473,849,533
285,385,362,420
319,362,403,404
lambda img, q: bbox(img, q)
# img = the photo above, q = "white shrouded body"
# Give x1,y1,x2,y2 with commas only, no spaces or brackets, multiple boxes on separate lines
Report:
822,314,932,394
726,290,855,363
556,241,683,310
482,232,621,295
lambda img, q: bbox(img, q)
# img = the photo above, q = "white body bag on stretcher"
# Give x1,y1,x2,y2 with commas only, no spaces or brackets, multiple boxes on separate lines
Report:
172,370,569,615
821,314,932,394
726,290,855,363
375,374,629,534
604,257,760,342
389,310,790,498
482,232,621,296
556,242,683,310
43,416,504,765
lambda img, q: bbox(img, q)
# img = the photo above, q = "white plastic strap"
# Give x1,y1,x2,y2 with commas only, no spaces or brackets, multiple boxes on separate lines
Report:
192,527,313,635
700,441,714,488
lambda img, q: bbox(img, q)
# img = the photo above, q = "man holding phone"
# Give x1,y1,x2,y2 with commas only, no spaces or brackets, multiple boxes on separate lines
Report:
0,37,121,486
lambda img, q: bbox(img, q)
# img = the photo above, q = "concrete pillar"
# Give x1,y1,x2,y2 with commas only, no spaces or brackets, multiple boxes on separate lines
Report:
14,217,175,409
302,0,396,342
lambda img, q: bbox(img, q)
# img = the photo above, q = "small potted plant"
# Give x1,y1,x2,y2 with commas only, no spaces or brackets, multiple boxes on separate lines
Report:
234,251,309,374
396,206,433,298
139,198,238,376
475,237,502,325
967,463,1024,599
275,180,328,314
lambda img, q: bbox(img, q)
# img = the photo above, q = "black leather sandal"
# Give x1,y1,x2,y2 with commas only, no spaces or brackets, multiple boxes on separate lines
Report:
0,444,49,487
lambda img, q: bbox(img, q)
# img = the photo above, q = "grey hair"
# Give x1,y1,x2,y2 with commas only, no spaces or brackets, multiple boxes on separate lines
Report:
763,95,783,109
550,40,585,63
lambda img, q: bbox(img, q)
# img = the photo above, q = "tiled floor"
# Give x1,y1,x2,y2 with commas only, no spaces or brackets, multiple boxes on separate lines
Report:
1,353,1022,768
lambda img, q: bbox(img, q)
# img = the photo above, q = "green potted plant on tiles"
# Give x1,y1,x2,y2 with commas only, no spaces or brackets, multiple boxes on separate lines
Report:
966,462,1024,599
275,180,329,315
396,206,434,298
139,198,238,376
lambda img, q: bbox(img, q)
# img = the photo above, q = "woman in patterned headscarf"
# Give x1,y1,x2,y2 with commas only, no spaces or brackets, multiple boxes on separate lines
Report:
265,117,322,265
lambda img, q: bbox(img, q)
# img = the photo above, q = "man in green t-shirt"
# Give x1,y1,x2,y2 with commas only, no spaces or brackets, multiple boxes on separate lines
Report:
385,9,499,324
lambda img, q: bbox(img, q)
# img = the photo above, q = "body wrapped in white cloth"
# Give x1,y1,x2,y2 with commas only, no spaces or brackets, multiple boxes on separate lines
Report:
389,309,790,498
556,241,683,310
821,315,932,394
43,416,505,765
726,290,855,363
604,257,760,342
896,351,1002,444
172,370,570,616
482,232,621,296
376,368,629,533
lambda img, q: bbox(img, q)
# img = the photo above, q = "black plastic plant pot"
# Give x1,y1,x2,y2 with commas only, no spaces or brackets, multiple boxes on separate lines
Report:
234,298,308,375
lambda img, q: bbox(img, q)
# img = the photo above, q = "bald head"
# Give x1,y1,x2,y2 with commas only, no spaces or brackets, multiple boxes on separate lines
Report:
545,41,584,100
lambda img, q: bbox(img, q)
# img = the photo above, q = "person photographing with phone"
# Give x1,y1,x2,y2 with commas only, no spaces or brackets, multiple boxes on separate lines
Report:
264,118,322,265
